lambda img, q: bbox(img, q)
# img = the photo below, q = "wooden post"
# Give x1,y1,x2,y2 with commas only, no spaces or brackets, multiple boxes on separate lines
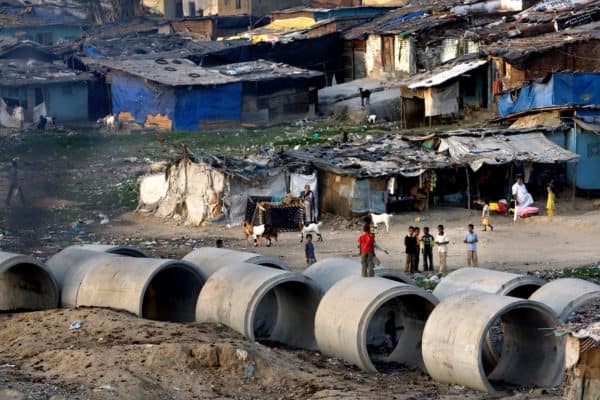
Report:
572,161,578,210
465,166,471,211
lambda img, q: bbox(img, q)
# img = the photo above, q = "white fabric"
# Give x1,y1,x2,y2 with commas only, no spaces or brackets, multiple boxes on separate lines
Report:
291,172,319,220
424,82,459,117
512,182,534,221
0,99,24,128
436,233,449,253
33,102,48,124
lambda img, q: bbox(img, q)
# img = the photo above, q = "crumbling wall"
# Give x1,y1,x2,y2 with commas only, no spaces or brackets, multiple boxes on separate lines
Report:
394,36,415,76
564,336,600,399
365,34,383,79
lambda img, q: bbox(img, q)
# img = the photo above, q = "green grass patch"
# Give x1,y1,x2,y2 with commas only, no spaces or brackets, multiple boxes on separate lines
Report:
562,265,600,281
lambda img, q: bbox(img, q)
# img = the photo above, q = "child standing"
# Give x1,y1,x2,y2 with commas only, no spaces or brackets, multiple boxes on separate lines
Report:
435,225,449,274
305,234,317,266
404,226,418,273
482,199,494,231
384,310,400,355
546,182,555,216
464,224,478,267
358,225,375,277
413,226,421,270
420,227,435,272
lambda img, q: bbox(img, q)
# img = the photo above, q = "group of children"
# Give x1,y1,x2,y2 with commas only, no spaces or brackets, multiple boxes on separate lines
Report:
403,225,449,274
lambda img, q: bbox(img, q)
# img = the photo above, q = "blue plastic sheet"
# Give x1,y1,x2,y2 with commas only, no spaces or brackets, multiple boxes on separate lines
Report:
498,73,600,117
111,72,242,131
111,72,176,124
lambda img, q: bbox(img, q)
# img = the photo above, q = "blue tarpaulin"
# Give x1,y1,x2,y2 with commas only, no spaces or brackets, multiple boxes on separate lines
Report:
498,73,600,117
173,83,242,131
111,71,242,131
382,10,428,29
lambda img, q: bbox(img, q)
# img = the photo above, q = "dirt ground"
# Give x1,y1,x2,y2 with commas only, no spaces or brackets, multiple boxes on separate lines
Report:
1,129,599,399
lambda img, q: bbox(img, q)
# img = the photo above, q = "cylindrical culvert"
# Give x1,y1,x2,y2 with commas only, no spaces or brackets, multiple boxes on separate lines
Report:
47,247,203,321
77,244,150,258
314,276,437,372
196,262,321,349
304,257,415,294
0,251,59,311
530,278,600,322
184,247,290,279
422,291,564,393
433,268,543,300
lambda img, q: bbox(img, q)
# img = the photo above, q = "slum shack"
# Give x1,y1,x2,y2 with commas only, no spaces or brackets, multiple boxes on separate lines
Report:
138,152,315,228
402,57,491,126
560,322,600,400
438,128,580,204
284,135,458,217
84,58,323,130
0,59,92,128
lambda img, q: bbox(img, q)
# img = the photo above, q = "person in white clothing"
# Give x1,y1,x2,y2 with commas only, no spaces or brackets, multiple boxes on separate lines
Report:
512,174,534,222
435,224,449,274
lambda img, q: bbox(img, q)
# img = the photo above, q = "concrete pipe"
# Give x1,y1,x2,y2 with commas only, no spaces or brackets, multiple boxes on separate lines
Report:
422,291,564,393
183,247,290,279
196,262,321,349
314,276,437,372
76,244,150,258
530,278,600,322
47,247,203,322
0,251,59,311
433,268,543,300
304,257,416,294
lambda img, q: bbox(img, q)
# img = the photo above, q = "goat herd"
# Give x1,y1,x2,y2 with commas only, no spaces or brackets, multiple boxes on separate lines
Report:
241,211,392,247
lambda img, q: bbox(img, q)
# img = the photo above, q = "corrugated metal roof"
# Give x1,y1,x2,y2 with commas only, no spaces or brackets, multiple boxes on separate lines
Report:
84,58,323,87
407,59,488,89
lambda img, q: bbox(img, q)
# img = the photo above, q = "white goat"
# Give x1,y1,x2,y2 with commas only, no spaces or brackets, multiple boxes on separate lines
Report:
367,114,377,124
370,212,392,233
97,115,118,131
300,221,324,243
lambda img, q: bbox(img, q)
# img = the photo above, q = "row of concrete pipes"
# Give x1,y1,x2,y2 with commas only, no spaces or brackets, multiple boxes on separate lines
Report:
1,245,599,394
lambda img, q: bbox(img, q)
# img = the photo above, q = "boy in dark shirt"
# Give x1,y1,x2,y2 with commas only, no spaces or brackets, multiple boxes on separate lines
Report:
384,310,400,355
305,234,316,266
420,226,435,272
404,226,418,273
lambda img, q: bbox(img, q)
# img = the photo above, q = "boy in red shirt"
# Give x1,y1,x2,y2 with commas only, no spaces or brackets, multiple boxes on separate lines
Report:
358,224,375,277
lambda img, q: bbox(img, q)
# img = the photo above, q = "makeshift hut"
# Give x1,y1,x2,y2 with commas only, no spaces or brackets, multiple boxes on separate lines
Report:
138,153,316,227
437,128,581,204
284,135,458,217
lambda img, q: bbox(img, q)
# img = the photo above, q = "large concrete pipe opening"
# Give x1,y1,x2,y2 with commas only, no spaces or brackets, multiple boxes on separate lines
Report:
0,251,59,311
530,278,600,322
314,276,437,372
196,263,321,349
422,291,564,393
77,244,150,258
183,247,290,280
47,247,203,321
433,268,543,300
304,257,415,295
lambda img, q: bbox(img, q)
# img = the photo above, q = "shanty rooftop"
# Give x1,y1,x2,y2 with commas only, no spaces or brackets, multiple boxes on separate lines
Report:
484,20,600,65
81,32,248,59
344,7,463,40
405,57,488,89
84,58,323,87
0,59,92,86
284,128,580,178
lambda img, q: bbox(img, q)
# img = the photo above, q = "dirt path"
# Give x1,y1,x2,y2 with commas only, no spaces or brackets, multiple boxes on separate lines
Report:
92,206,600,275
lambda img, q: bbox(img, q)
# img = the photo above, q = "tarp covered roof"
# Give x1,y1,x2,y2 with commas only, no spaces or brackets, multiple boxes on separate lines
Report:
285,135,455,178
440,132,580,171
